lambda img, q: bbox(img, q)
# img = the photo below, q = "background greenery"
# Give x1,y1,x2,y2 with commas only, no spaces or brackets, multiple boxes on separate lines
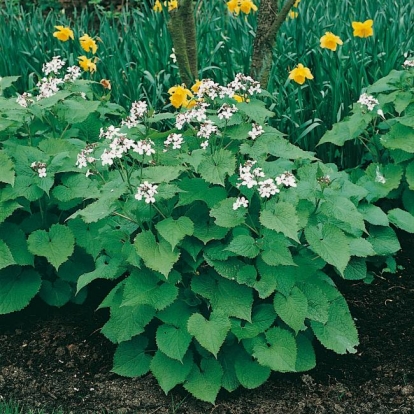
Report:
0,0,412,165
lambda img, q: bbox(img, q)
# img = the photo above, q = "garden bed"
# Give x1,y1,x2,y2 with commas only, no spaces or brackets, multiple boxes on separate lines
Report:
0,233,413,414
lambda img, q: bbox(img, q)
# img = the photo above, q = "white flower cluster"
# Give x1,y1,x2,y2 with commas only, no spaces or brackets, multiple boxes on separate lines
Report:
122,101,148,128
237,160,297,199
197,119,218,149
134,139,156,156
64,66,82,82
42,56,65,76
135,181,158,204
16,92,34,108
31,161,47,178
164,133,184,151
233,196,249,210
36,77,64,100
227,73,262,96
403,58,414,68
276,171,297,188
76,143,97,169
194,74,261,101
217,103,238,120
248,123,264,140
238,160,265,188
175,101,209,130
16,57,84,106
357,93,379,111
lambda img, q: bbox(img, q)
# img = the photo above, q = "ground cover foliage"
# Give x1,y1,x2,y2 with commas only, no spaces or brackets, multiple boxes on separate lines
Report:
0,0,413,406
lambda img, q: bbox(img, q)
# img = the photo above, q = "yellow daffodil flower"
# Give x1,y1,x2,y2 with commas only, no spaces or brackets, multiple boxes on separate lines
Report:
227,0,240,14
288,63,314,85
352,20,374,38
53,26,74,42
78,56,97,73
80,34,98,54
320,32,343,51
289,11,298,19
168,85,194,108
191,80,202,94
293,0,301,7
164,0,178,11
239,0,258,14
153,0,162,12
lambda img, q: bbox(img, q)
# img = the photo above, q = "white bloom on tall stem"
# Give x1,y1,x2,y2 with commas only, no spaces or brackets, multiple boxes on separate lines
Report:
357,93,379,111
135,181,158,204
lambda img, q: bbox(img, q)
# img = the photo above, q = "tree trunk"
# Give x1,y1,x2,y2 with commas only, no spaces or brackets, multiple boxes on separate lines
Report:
250,0,297,88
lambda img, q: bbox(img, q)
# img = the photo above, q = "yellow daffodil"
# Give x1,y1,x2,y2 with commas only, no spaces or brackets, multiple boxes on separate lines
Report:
239,0,258,14
168,85,194,109
320,32,343,51
288,63,314,85
53,26,74,42
80,34,98,54
78,56,97,73
153,0,162,12
227,0,240,14
164,0,178,11
289,11,298,19
352,19,374,38
293,0,301,7
191,80,202,94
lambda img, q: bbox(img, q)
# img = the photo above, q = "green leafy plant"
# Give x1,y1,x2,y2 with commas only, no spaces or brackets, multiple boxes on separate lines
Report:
317,60,414,262
0,50,407,403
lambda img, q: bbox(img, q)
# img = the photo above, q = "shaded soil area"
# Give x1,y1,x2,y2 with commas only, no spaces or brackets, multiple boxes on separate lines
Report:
0,236,414,413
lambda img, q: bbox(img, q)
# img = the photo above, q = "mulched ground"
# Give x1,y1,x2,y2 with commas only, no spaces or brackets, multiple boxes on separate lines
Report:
0,234,413,414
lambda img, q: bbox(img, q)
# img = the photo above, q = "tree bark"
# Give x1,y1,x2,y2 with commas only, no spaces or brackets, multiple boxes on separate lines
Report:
167,0,198,87
250,0,297,88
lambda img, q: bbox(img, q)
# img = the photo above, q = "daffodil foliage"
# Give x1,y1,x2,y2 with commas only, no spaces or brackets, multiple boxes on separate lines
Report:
0,66,411,403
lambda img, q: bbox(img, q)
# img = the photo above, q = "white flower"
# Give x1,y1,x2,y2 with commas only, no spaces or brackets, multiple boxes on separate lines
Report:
99,125,122,140
42,56,66,76
16,92,34,108
101,149,115,166
403,58,414,68
64,65,82,82
30,161,47,178
217,103,238,120
36,77,64,100
377,109,385,119
238,160,265,189
248,123,264,140
275,171,297,187
227,73,261,96
122,101,148,128
197,120,218,140
233,196,249,210
135,181,158,204
134,139,156,156
357,93,379,111
164,133,184,150
258,179,280,198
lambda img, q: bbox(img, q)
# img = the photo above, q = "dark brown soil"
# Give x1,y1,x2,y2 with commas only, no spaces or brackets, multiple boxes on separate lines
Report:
1,235,414,414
